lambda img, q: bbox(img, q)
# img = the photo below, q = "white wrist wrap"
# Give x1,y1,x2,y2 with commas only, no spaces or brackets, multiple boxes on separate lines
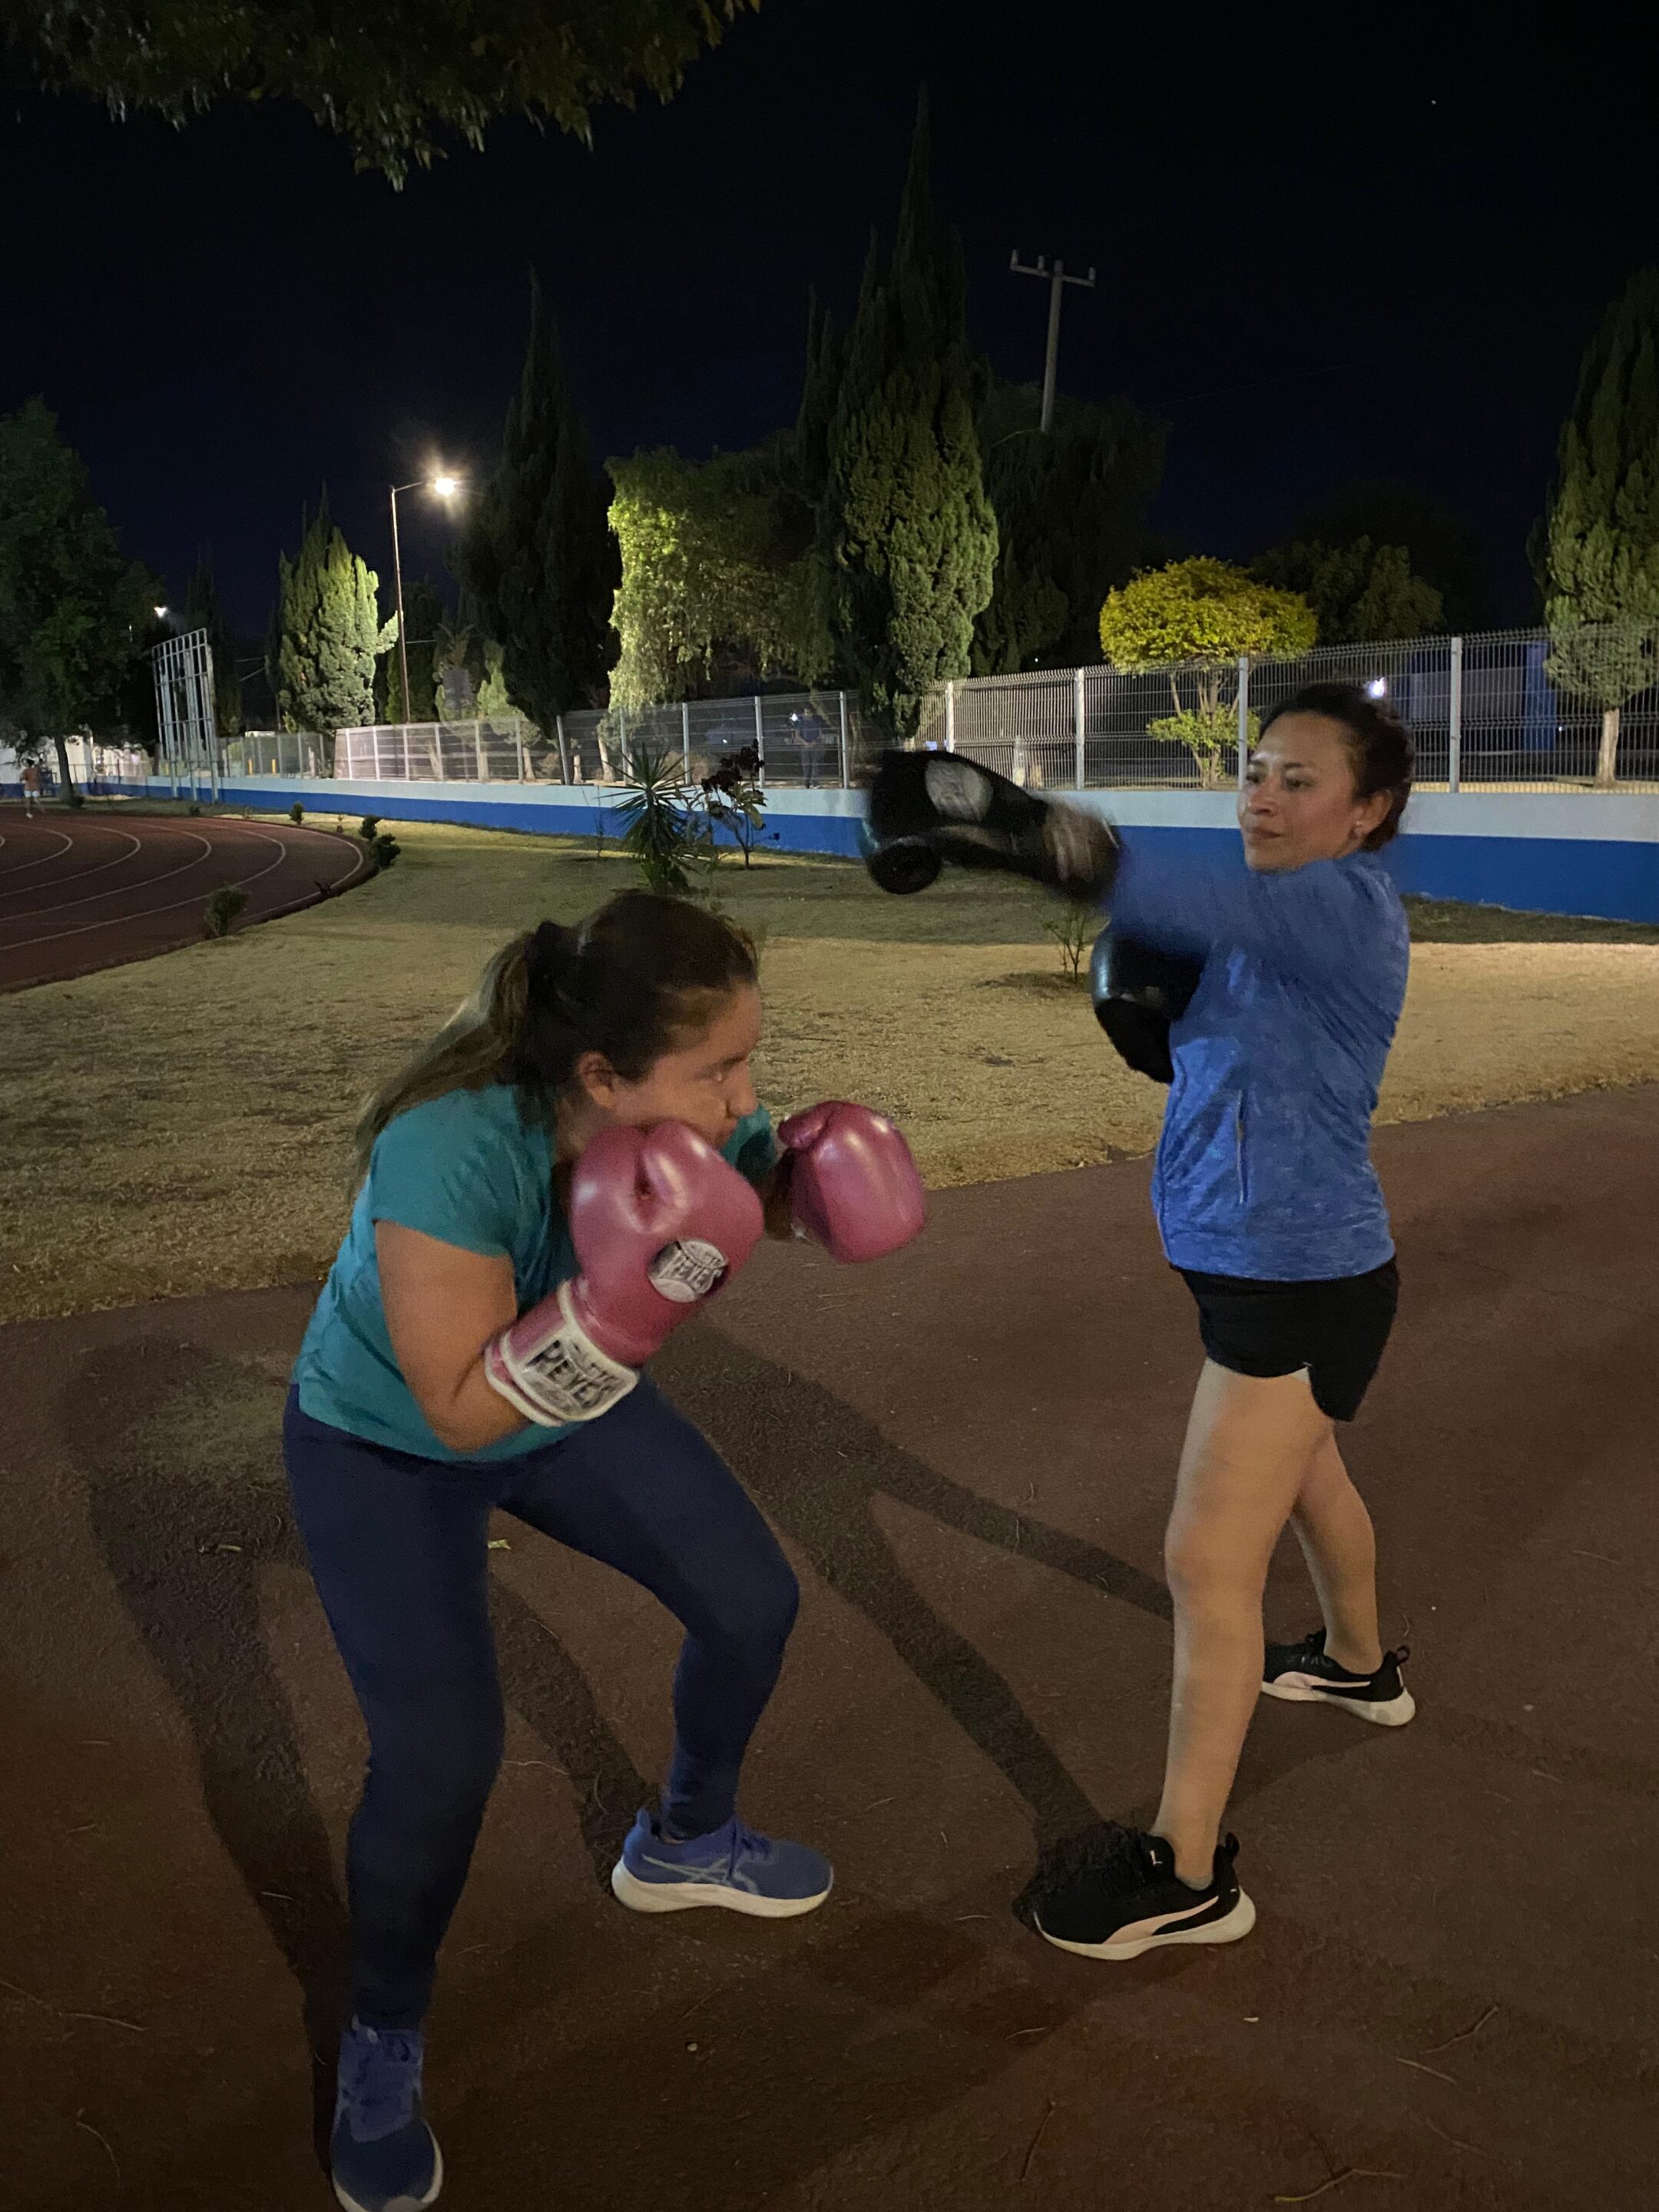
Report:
483,1281,640,1426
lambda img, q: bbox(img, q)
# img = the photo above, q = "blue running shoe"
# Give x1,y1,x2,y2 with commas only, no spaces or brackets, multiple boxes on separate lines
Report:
611,1810,833,1919
330,2020,443,2212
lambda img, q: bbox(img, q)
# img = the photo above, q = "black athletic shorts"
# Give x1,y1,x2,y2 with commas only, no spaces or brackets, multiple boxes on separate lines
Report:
1177,1258,1399,1423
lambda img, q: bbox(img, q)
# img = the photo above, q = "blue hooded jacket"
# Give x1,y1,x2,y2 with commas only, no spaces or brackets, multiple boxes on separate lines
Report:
1111,846,1409,1281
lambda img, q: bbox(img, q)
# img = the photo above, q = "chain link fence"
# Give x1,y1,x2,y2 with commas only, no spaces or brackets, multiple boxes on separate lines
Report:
228,730,333,779
324,691,869,790
917,628,1659,793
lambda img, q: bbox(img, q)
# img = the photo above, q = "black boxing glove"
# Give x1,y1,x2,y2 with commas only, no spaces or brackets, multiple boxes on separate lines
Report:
863,750,1121,902
1090,930,1204,1084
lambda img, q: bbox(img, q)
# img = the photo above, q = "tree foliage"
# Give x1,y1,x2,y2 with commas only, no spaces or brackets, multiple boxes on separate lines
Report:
0,399,156,783
974,382,1165,673
182,550,244,733
608,444,826,709
822,94,996,737
1098,557,1316,668
15,0,763,184
383,578,446,723
454,274,618,733
1100,557,1313,787
1287,479,1488,632
1250,537,1443,643
274,490,397,735
1535,268,1659,783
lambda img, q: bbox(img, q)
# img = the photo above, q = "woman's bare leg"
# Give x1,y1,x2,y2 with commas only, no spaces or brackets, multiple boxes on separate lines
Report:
1288,1432,1383,1674
1153,1361,1330,1885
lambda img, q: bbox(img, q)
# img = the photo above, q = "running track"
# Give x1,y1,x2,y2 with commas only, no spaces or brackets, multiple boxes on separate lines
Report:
0,809,370,992
2,1084,1656,2208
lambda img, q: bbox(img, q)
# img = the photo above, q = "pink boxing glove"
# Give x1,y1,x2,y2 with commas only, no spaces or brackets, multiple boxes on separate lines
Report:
485,1121,763,1426
777,1101,926,1264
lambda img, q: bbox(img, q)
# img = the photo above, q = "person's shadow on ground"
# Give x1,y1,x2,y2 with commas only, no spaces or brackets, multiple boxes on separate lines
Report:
65,1337,658,2166
65,1311,1379,2167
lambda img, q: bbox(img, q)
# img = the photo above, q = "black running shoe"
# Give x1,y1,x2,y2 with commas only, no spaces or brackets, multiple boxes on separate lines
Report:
1261,1628,1415,1726
1034,1829,1256,1961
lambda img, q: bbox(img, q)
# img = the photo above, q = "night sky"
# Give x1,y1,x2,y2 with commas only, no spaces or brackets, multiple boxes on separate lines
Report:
5,1,1655,641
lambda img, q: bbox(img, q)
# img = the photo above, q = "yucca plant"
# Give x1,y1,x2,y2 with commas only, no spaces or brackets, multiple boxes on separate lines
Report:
614,745,709,894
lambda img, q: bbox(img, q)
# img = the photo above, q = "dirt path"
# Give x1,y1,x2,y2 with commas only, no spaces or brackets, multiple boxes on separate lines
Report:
3,1085,1656,2210
0,809,369,992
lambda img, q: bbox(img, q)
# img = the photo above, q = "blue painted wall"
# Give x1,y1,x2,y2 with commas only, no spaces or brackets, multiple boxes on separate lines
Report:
112,775,1659,926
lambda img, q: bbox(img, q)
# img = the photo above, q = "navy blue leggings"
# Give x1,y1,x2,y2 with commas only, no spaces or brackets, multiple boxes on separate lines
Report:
282,1382,800,2028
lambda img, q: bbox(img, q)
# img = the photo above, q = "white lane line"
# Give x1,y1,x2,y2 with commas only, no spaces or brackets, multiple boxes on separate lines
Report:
2,832,293,954
0,829,215,922
0,830,73,876
0,829,144,905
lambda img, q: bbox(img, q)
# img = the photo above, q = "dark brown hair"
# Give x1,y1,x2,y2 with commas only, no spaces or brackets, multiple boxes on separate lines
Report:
1259,680,1415,850
354,890,758,1172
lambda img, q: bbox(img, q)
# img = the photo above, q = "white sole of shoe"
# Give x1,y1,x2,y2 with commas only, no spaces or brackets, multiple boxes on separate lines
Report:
333,2137,444,2212
1037,1887,1257,1962
610,1860,833,1919
1260,1678,1416,1727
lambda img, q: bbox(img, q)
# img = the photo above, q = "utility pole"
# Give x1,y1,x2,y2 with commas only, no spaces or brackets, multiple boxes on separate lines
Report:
1009,252,1097,431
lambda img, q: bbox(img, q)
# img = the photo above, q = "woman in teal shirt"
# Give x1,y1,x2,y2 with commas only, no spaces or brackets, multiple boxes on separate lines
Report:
287,889,923,2212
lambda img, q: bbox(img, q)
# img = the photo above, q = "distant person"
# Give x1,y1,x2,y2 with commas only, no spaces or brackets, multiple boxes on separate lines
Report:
20,759,41,816
284,889,926,2212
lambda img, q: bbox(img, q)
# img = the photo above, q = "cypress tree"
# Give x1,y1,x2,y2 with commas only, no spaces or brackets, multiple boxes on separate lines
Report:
182,550,243,735
384,578,446,722
973,382,1166,672
1537,268,1659,783
453,272,618,733
275,491,396,735
822,93,997,737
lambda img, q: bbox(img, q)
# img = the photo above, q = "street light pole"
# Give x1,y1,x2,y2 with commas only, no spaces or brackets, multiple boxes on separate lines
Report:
389,482,412,727
389,473,462,726
1009,252,1098,432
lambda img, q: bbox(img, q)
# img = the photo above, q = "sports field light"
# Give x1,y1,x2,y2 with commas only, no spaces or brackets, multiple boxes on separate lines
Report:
154,604,167,618
1365,677,1387,698
432,473,461,498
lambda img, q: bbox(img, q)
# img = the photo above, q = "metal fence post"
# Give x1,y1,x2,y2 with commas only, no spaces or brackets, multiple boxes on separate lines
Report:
555,714,571,783
945,679,957,753
681,700,692,785
1073,667,1087,790
1448,634,1463,794
515,721,528,782
838,690,849,786
1236,655,1250,790
753,694,766,787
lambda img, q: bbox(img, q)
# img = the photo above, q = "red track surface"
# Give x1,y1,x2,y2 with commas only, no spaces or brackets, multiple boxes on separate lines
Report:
3,1086,1657,2207
0,808,369,992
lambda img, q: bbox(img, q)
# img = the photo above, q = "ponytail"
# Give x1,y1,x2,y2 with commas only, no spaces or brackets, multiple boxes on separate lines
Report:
353,891,757,1176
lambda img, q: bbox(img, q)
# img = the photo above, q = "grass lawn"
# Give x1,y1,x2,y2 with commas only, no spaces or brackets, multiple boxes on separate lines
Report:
4,818,1657,1323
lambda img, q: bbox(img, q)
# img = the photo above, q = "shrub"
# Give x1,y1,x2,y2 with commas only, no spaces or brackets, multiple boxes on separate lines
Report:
696,745,767,869
1042,898,1097,982
288,801,305,824
370,832,402,870
358,814,381,840
614,746,709,894
203,886,249,939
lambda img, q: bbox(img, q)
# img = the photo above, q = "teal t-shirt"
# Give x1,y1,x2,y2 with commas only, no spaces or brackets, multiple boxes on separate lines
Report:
293,1084,776,1462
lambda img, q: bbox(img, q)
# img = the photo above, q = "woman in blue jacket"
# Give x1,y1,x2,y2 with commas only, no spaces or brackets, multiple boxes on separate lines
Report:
1035,682,1417,1960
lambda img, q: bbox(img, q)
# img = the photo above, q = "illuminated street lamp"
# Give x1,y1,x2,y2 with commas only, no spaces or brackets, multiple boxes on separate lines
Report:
389,472,464,723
